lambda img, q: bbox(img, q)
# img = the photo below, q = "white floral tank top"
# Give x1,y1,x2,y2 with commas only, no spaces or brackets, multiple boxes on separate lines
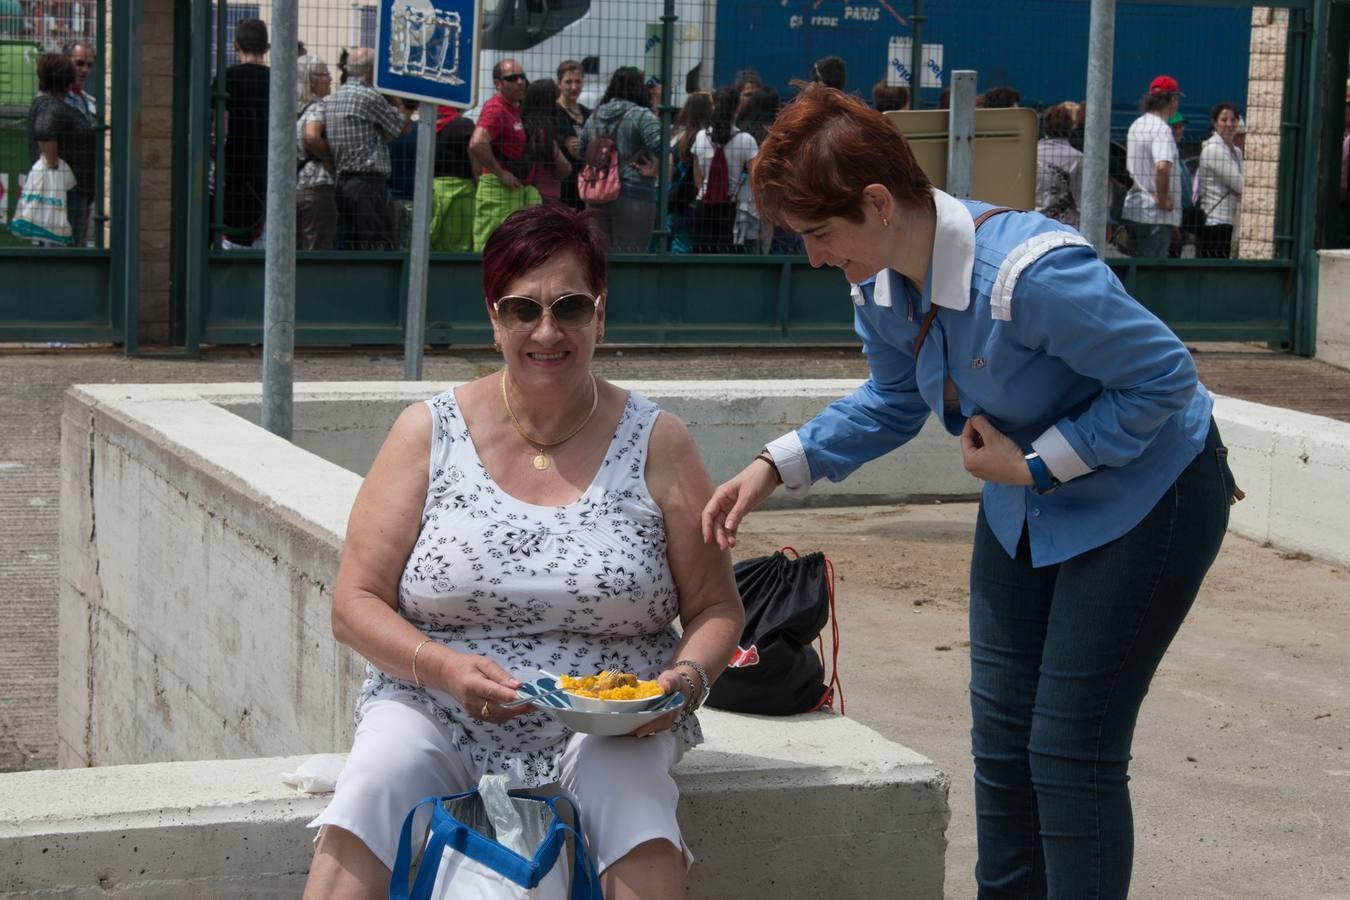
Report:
354,386,701,786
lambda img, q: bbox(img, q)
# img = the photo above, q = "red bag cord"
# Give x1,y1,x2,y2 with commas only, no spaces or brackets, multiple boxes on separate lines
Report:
779,547,843,715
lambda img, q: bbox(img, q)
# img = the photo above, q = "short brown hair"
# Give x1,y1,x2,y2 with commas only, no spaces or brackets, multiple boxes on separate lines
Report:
1043,102,1077,139
556,59,582,80
36,52,75,94
751,84,933,226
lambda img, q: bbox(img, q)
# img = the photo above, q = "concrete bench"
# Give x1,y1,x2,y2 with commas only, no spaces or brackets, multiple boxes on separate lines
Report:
0,710,949,898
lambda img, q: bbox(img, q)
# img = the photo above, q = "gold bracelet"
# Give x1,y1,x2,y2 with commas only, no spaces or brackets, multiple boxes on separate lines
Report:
411,638,432,688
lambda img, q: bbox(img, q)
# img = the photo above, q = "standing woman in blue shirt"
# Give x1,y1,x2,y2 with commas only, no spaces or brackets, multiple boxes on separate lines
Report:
701,85,1242,900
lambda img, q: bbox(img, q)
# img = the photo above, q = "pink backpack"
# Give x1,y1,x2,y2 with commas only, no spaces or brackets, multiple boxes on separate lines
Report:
578,107,637,206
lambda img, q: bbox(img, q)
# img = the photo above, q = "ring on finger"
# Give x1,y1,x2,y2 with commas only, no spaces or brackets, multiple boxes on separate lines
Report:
480,700,491,718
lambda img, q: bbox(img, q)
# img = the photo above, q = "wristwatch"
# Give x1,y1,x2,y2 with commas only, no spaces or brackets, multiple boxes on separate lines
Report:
1024,451,1061,495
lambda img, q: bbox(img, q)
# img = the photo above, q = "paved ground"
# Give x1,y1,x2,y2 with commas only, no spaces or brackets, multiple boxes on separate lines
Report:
2,343,1348,898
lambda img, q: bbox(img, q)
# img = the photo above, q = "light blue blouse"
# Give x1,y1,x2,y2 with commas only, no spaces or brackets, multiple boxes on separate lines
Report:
767,190,1213,567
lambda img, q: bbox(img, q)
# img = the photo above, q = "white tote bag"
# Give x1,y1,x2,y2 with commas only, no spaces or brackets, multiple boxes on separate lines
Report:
9,157,76,245
390,775,602,900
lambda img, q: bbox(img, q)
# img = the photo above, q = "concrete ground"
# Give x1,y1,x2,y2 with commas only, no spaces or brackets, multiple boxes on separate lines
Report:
2,343,1349,898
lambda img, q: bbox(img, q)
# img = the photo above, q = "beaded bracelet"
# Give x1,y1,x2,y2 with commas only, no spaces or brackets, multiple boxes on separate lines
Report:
674,670,697,705
673,658,710,711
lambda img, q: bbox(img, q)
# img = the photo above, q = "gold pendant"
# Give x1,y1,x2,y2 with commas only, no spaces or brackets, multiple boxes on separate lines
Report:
532,452,551,471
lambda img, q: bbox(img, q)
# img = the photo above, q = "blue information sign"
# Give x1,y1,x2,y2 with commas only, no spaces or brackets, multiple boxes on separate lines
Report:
374,0,481,109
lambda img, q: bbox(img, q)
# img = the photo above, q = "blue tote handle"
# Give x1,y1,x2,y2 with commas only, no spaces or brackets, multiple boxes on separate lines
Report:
390,795,446,900
546,795,603,900
389,791,604,900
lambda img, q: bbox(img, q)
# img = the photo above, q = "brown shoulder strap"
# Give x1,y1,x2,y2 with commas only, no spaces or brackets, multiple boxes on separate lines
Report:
912,207,1018,356
972,206,1017,229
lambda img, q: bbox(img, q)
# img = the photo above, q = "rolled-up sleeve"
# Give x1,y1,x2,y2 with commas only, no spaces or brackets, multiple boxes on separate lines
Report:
1012,245,1198,480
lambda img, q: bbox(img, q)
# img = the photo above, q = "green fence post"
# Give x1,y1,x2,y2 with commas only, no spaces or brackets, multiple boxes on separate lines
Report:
182,1,211,354
1294,0,1328,356
654,0,677,254
111,0,143,353
92,0,107,250
212,1,228,249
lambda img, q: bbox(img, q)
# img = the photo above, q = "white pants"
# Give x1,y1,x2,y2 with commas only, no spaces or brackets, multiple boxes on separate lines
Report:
310,697,692,873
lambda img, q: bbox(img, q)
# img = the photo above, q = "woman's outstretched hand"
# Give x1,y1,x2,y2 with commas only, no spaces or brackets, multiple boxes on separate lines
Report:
960,415,1036,486
701,460,781,550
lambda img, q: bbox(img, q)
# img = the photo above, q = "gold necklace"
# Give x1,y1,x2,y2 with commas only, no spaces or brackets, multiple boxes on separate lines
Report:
500,371,599,471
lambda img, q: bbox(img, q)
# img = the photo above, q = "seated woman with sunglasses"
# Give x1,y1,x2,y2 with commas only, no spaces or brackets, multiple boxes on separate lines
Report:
304,204,743,900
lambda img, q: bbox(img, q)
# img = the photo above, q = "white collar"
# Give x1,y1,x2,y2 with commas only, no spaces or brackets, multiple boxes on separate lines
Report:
850,189,974,312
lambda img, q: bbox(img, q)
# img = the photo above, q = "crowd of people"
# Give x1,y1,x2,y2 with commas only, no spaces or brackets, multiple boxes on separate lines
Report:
208,25,863,257
15,16,1251,264
1034,74,1246,258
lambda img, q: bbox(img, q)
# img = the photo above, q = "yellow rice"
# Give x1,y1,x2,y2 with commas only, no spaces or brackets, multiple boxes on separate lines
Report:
560,672,663,701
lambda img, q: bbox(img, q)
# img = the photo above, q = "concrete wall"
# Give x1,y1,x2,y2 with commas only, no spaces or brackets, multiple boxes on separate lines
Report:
1,711,950,899
58,381,976,769
1217,395,1350,564
58,381,1350,770
1317,249,1350,371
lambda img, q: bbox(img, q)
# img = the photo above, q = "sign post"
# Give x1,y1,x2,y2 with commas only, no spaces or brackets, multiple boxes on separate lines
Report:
374,0,482,380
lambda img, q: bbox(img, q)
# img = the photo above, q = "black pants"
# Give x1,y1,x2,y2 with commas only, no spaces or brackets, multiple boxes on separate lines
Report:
336,173,394,251
1197,223,1234,258
692,202,738,254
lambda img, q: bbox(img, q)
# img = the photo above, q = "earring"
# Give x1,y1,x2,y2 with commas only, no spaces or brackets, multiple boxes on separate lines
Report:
493,339,501,353
596,326,605,343
881,216,890,227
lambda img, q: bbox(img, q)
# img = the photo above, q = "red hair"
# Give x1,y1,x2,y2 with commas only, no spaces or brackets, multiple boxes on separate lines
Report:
751,84,933,225
481,205,608,302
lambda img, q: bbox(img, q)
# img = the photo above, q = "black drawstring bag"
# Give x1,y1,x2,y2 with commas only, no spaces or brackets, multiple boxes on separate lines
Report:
707,548,843,716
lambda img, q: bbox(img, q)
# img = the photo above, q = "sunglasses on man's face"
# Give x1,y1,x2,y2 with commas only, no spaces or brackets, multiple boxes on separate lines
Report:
500,73,527,84
493,292,599,331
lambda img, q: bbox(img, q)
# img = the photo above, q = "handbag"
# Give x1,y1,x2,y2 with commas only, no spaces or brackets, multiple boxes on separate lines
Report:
706,547,843,716
9,157,76,245
390,776,602,900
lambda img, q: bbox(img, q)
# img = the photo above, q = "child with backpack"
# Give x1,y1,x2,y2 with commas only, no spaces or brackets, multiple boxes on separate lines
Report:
692,87,758,254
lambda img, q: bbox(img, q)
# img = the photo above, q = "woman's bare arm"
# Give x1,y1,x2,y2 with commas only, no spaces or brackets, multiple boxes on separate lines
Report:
634,411,744,734
332,403,521,709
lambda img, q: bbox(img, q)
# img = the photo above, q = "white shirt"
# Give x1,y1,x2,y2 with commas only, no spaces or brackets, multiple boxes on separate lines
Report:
1196,133,1243,226
1122,112,1181,226
692,128,757,202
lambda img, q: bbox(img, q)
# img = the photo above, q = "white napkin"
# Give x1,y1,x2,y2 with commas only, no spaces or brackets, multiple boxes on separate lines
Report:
280,753,347,794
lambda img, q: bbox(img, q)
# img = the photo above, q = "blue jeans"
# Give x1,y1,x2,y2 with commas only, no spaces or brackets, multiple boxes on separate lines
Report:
969,420,1233,899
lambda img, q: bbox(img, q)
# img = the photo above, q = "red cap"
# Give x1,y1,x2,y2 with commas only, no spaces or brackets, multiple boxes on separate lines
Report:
1149,75,1182,96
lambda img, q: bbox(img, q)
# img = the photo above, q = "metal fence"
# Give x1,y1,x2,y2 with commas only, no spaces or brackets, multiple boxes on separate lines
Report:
199,0,1279,264
0,1,1333,351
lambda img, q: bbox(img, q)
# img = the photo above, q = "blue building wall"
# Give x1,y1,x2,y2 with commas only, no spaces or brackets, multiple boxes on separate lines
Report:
716,1,1251,139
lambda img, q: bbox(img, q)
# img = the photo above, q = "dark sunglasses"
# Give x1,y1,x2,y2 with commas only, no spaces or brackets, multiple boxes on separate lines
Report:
493,292,599,331
500,73,527,83
74,60,94,68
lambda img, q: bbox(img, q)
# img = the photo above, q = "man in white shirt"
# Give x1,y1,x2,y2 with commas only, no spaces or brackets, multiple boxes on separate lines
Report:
1121,75,1183,257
